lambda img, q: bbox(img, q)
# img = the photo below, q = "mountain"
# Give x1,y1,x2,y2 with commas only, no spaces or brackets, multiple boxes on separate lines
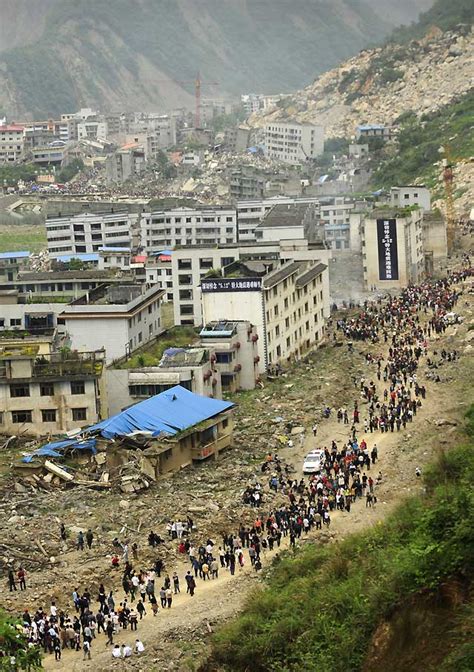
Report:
248,0,473,139
0,0,432,119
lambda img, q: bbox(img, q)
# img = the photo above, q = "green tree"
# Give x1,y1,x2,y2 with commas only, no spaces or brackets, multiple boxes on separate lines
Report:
0,610,42,670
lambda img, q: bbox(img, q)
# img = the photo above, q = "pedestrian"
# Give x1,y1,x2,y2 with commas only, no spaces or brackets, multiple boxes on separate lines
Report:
8,568,16,592
166,587,172,608
86,529,94,549
112,644,121,659
136,599,146,620
172,572,180,594
77,531,84,551
135,638,145,655
17,566,26,591
82,639,91,660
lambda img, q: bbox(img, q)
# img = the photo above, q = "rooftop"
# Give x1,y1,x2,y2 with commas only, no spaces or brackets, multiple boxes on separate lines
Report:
257,203,312,229
295,262,327,287
18,270,118,281
86,385,234,439
0,251,30,260
200,321,242,338
263,261,302,289
159,347,209,368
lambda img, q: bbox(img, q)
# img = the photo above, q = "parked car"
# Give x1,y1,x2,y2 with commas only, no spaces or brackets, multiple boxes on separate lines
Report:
302,449,325,474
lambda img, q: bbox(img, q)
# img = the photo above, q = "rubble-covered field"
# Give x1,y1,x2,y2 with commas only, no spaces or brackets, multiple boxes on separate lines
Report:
1,281,473,671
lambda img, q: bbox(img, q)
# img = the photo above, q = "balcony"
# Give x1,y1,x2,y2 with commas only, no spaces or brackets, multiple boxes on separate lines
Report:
191,433,232,461
32,351,104,379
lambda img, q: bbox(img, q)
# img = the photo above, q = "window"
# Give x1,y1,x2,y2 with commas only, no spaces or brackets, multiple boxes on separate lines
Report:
216,352,232,363
275,325,280,337
40,383,54,396
10,318,21,327
41,409,57,422
10,384,30,398
276,345,281,357
180,305,194,315
179,289,192,300
179,274,192,285
72,408,87,421
70,381,85,395
12,410,32,424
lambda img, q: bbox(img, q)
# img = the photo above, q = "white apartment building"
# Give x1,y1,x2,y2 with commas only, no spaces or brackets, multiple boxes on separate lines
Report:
390,186,431,212
265,121,324,165
0,125,25,162
140,207,237,253
201,260,329,372
77,120,108,141
320,197,356,250
60,283,165,364
362,209,425,290
171,240,332,327
46,210,139,257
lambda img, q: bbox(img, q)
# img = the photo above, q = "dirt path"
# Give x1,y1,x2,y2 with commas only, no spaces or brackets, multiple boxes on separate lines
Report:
16,283,474,671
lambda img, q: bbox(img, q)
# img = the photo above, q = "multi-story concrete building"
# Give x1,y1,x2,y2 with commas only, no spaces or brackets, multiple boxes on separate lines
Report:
0,251,30,284
319,197,357,250
171,239,332,327
77,119,108,141
45,203,143,257
0,344,105,437
0,125,24,162
0,289,64,335
201,260,329,372
60,283,165,363
105,144,146,184
390,186,431,212
361,208,425,290
140,207,237,252
265,121,324,165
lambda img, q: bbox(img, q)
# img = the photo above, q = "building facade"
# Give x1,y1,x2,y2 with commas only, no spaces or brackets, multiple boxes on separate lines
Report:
0,125,24,163
362,209,425,290
201,260,329,372
264,121,324,165
140,207,237,252
46,208,140,257
0,346,104,437
390,186,431,212
60,283,165,363
171,239,332,327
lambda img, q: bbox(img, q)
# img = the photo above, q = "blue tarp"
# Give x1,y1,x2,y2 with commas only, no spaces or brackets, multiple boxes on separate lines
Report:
22,438,97,462
86,385,234,440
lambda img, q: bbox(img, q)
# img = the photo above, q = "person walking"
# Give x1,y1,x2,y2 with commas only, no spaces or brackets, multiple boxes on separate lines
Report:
17,567,26,591
86,529,94,549
172,572,180,594
8,568,16,592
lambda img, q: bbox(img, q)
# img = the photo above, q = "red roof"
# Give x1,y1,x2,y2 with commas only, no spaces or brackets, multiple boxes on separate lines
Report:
0,125,24,132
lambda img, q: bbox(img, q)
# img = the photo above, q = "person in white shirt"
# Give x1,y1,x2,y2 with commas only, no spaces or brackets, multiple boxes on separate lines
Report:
135,639,145,655
112,644,121,659
122,644,132,658
50,602,57,618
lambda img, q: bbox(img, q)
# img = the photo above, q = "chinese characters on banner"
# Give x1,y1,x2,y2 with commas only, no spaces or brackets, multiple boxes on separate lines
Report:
201,277,262,292
376,218,399,281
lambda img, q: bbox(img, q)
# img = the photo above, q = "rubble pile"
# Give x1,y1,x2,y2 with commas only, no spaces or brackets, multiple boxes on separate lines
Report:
249,27,473,139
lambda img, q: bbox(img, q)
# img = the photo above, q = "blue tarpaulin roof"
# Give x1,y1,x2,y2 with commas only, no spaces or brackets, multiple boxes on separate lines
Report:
56,253,99,262
22,438,97,462
0,250,30,259
86,385,234,440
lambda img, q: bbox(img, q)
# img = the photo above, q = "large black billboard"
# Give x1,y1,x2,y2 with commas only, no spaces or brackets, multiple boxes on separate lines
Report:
377,218,399,281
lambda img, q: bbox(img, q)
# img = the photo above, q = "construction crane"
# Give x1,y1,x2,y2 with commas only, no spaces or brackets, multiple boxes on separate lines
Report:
440,144,472,255
155,72,219,128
